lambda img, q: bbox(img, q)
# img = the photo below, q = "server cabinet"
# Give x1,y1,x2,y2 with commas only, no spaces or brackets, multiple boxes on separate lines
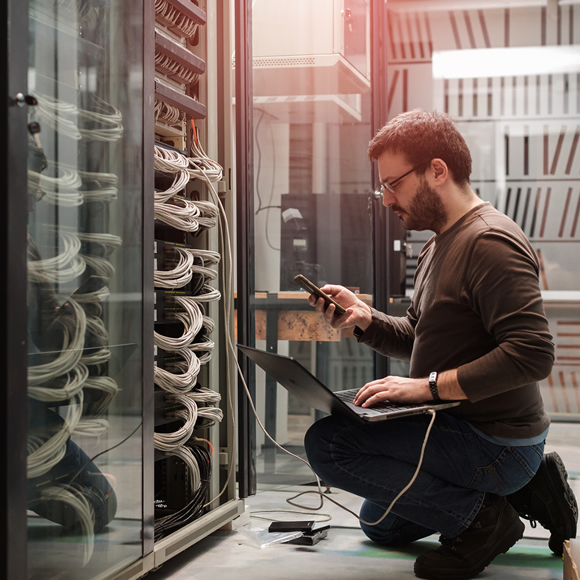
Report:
1,1,241,578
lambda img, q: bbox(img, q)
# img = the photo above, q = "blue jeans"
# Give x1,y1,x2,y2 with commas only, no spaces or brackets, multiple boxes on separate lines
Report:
304,412,544,544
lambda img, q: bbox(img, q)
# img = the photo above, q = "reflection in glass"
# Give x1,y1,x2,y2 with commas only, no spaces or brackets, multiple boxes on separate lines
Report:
26,0,143,576
251,0,374,485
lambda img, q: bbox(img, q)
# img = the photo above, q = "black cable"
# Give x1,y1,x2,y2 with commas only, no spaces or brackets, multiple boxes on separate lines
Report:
68,420,143,487
154,444,212,540
254,109,266,215
255,204,281,214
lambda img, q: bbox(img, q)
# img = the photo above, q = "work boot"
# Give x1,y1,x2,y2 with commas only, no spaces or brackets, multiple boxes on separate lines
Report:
507,451,578,556
414,493,524,580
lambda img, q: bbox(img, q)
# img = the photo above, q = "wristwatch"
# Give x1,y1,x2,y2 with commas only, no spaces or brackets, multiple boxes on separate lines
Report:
429,371,441,401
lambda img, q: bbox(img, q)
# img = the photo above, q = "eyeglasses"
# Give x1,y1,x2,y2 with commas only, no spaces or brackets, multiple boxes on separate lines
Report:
379,167,416,195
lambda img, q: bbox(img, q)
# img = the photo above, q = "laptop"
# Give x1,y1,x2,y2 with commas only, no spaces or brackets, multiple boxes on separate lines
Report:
238,345,460,423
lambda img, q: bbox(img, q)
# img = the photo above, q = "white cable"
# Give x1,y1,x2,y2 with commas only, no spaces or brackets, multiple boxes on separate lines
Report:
186,284,221,303
84,376,119,416
79,170,119,203
162,446,201,493
186,387,221,404
27,392,83,478
80,347,111,366
28,363,88,402
154,197,201,232
154,247,194,289
73,419,110,438
28,298,87,386
81,254,116,279
28,168,84,207
74,286,111,306
77,232,122,258
40,484,95,565
154,347,201,393
197,406,223,425
153,296,204,350
154,394,198,450
28,231,86,284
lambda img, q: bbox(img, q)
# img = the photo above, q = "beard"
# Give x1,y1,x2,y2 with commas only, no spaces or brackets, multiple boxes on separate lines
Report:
392,177,447,233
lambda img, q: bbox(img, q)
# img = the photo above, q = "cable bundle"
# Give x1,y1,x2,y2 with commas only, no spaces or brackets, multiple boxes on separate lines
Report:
79,170,119,203
154,247,195,289
186,387,221,404
185,285,221,303
154,196,202,232
155,48,200,85
83,376,120,417
154,347,201,393
155,0,200,39
28,298,87,386
28,167,83,207
40,483,95,565
28,362,89,403
154,444,211,541
27,392,84,478
154,295,204,350
73,418,110,438
155,99,186,126
196,406,223,426
33,94,123,142
154,393,198,451
188,137,223,183
77,232,122,280
28,231,86,284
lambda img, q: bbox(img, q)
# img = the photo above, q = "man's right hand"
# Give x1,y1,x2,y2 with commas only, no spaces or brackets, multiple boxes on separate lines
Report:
308,284,373,331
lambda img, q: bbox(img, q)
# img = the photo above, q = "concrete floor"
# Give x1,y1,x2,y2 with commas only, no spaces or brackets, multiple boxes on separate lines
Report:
144,422,580,580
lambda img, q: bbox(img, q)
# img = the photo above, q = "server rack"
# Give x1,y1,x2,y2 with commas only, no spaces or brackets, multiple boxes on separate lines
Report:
0,1,242,579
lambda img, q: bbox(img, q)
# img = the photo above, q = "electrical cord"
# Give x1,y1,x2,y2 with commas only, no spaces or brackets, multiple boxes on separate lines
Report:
154,197,201,232
190,148,438,525
28,362,89,403
28,298,87,386
73,419,110,438
155,0,200,39
154,445,211,541
77,232,122,258
27,392,84,479
153,296,204,350
27,230,86,284
27,167,83,207
154,247,195,289
154,347,201,393
39,484,95,565
154,394,198,451
84,376,120,417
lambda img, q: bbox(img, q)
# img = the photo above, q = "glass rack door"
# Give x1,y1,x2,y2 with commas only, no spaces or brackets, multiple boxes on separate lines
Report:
26,1,144,577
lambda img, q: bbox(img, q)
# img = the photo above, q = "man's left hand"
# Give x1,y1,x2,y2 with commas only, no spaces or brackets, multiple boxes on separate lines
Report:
353,376,432,407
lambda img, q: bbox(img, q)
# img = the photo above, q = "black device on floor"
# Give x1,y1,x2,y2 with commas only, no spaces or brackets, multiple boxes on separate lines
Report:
287,525,330,546
269,520,315,533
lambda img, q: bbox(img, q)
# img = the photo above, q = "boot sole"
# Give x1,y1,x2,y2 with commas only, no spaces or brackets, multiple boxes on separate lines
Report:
543,452,578,539
414,517,524,580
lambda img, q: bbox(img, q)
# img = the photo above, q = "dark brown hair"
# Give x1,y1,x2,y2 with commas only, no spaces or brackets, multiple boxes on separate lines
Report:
368,109,472,186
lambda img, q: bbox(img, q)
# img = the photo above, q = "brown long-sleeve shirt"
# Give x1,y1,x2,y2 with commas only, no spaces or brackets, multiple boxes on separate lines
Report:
358,203,554,439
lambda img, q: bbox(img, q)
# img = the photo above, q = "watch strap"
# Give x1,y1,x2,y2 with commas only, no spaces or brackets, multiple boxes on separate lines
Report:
429,371,440,401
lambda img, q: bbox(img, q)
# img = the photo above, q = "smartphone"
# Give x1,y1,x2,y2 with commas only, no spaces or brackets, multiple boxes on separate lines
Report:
293,274,347,315
268,520,315,533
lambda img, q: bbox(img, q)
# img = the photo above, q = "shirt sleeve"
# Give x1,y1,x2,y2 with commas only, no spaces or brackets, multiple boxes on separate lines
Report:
355,306,417,362
456,231,555,401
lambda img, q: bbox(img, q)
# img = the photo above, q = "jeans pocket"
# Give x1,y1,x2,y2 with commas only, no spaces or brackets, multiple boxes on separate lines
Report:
467,442,544,496
468,447,511,495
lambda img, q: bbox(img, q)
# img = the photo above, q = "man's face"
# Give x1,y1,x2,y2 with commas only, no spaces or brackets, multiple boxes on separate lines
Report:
377,151,447,233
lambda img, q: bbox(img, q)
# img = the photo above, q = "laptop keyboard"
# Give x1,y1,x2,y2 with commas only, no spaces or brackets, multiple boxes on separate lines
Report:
335,389,418,412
